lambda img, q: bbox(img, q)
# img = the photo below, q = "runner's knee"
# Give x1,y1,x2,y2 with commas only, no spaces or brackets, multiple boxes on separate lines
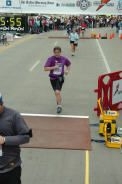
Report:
55,90,60,95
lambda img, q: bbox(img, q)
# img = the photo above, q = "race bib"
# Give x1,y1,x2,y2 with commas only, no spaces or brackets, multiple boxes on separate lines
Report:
53,63,62,75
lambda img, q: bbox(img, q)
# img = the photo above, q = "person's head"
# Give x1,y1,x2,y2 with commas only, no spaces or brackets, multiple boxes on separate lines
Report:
0,93,4,114
72,28,76,33
53,46,61,57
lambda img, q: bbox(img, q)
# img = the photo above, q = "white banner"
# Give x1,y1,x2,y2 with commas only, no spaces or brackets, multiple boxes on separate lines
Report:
0,0,122,14
112,79,122,105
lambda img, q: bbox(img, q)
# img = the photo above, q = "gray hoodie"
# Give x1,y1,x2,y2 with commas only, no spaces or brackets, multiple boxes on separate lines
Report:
0,107,30,173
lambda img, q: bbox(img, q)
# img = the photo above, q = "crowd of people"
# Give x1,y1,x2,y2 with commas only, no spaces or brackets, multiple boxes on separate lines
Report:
28,15,122,34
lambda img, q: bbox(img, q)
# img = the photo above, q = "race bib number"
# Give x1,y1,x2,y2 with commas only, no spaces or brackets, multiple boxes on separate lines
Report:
53,63,62,75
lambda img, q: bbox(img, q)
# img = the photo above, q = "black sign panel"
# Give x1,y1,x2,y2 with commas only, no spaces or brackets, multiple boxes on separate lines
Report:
0,16,28,32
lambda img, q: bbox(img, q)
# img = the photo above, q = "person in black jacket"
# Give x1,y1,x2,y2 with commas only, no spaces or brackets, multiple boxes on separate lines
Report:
0,93,32,184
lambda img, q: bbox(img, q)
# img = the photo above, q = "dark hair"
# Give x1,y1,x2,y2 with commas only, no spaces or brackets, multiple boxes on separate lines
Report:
0,102,3,106
53,46,61,52
0,94,3,105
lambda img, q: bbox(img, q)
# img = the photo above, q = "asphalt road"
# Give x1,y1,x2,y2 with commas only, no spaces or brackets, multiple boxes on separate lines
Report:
0,28,122,184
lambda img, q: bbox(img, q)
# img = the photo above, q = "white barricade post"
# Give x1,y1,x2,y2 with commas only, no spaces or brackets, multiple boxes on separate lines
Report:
112,79,122,107
6,33,14,42
119,29,122,38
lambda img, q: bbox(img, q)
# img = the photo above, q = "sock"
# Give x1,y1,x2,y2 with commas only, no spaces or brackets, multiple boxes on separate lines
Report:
57,104,62,108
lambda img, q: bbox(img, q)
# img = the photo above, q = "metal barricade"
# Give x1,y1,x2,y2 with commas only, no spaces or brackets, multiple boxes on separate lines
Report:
94,71,122,116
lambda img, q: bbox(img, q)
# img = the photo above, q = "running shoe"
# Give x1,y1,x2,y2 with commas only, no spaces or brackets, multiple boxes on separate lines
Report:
57,106,62,114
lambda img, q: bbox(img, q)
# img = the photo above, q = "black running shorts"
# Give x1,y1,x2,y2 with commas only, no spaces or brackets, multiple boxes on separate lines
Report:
50,76,64,91
70,41,78,46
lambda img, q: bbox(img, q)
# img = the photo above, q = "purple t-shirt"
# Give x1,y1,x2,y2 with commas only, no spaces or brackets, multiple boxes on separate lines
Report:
44,55,71,79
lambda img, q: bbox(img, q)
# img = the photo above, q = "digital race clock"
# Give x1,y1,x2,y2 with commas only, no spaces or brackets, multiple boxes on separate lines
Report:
0,16,28,32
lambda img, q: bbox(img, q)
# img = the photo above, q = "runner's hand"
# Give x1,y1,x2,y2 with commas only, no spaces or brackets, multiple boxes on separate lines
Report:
64,70,69,75
53,65,59,70
0,136,5,145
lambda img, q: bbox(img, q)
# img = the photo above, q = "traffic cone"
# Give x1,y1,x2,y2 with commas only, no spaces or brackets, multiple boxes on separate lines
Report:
109,33,112,39
98,33,101,38
96,33,100,39
105,33,107,38
119,33,122,40
112,33,115,38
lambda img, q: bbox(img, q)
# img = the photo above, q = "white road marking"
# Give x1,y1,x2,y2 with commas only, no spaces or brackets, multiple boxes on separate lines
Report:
21,113,89,119
96,39,111,73
85,151,90,184
29,60,40,72
54,41,58,46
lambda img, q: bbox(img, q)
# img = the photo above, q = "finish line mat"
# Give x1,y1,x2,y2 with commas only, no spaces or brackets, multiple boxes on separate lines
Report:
22,115,91,150
48,36,95,39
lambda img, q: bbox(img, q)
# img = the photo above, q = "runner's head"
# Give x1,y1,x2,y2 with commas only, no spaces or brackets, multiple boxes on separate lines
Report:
53,46,61,57
71,28,76,33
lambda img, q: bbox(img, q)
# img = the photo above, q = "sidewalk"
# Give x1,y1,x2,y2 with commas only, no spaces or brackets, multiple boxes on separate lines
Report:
0,33,36,53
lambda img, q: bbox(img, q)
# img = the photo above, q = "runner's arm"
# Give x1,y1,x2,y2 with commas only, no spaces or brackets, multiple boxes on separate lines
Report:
65,65,71,75
44,65,57,71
